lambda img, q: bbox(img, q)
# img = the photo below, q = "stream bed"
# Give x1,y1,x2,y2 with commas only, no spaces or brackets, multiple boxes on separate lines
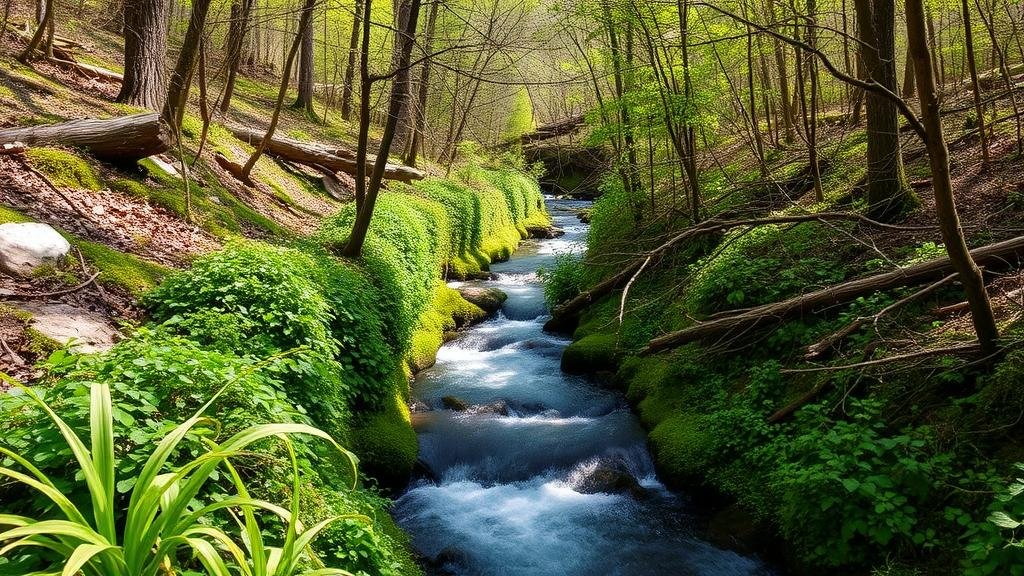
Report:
394,198,776,576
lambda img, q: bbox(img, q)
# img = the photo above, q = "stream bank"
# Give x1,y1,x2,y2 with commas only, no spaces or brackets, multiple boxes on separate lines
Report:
395,198,776,576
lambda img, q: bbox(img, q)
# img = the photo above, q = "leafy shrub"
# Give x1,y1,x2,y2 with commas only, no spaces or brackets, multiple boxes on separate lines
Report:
956,463,1024,575
145,241,337,358
541,252,585,307
0,332,318,509
686,222,848,314
774,399,950,566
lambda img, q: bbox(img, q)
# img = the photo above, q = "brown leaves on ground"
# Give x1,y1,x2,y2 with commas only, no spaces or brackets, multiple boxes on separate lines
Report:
0,154,220,267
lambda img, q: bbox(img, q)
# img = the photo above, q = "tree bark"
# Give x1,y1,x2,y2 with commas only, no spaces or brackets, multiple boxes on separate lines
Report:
161,0,213,131
227,125,425,182
343,0,423,257
852,0,916,220
962,0,990,167
17,0,52,63
403,0,439,167
644,233,1022,355
0,113,171,160
219,0,254,114
293,3,315,114
240,0,315,181
906,0,999,351
340,0,363,121
116,0,169,109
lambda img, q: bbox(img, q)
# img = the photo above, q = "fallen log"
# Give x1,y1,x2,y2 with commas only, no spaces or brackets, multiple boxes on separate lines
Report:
507,113,587,147
803,273,958,360
226,125,424,183
548,212,932,327
46,57,122,82
0,113,170,160
642,235,1024,355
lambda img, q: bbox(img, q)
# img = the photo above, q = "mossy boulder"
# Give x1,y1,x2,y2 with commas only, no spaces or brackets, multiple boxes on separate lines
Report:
455,285,507,316
561,333,621,374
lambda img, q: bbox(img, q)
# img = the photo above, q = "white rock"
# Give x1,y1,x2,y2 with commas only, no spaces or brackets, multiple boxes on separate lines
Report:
0,222,72,277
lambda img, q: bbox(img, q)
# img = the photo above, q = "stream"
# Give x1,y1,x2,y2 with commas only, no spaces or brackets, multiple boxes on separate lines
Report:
393,198,776,576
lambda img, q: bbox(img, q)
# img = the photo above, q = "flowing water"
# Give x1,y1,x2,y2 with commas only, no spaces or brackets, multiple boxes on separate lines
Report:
394,199,776,576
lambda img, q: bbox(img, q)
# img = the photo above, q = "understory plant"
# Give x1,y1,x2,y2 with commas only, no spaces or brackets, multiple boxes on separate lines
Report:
0,374,362,576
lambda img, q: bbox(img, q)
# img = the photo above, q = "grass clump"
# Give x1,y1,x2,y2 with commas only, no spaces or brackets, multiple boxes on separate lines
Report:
25,147,102,190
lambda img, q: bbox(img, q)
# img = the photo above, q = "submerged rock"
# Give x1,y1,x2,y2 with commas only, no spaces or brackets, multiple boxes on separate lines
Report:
441,396,470,411
427,547,470,575
0,222,71,277
456,286,507,315
574,462,650,499
465,400,511,416
526,224,565,239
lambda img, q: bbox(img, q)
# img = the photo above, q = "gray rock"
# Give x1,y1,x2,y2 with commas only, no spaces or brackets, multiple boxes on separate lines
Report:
526,225,565,239
456,286,507,315
441,396,470,411
0,223,71,277
574,462,649,499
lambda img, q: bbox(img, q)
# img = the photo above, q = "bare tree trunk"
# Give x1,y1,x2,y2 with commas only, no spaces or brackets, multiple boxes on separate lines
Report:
219,0,254,114
901,51,916,99
117,0,169,109
404,0,440,167
804,0,823,201
853,0,915,220
293,2,315,114
907,0,998,351
341,0,363,121
161,0,213,131
18,0,52,63
343,0,424,258
240,0,315,180
391,0,414,153
963,0,990,167
769,0,796,143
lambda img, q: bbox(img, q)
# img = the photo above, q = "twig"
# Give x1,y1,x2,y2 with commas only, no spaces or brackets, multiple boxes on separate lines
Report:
0,272,100,299
18,156,96,222
783,342,983,374
0,336,25,366
804,273,958,360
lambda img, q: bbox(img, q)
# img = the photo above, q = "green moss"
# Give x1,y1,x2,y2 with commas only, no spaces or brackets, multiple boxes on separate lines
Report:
0,206,32,224
561,333,621,374
74,239,168,295
138,156,290,238
25,148,101,190
109,178,150,199
24,327,61,356
649,412,716,481
350,379,418,491
407,282,485,372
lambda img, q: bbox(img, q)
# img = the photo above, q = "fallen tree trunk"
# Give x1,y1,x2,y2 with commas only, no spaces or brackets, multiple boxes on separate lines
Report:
548,212,932,327
507,113,587,147
226,125,424,183
46,57,123,82
642,235,1024,355
0,113,171,160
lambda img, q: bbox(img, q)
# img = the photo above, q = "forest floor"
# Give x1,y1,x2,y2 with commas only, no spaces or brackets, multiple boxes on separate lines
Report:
0,8,398,376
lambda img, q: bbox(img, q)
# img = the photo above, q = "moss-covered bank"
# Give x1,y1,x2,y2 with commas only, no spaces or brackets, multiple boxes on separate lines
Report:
1,163,548,576
550,153,1024,576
